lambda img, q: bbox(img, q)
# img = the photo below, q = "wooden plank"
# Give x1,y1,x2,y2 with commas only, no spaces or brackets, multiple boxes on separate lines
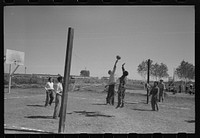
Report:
58,27,74,133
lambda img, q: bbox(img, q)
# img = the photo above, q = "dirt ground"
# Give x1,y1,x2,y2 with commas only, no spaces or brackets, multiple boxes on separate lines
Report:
4,88,195,134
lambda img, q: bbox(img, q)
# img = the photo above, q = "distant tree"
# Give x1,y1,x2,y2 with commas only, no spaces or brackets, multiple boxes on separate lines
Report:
80,70,90,77
137,60,153,80
151,63,160,81
151,63,169,80
176,60,195,82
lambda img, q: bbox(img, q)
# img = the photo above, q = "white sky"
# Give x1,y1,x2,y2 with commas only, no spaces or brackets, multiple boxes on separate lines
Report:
4,6,194,80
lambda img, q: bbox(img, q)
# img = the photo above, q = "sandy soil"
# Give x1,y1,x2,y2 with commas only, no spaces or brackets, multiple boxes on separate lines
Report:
4,88,195,134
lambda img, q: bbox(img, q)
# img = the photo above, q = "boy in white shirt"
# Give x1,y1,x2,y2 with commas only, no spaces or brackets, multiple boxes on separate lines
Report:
44,77,54,107
53,76,63,119
106,57,119,105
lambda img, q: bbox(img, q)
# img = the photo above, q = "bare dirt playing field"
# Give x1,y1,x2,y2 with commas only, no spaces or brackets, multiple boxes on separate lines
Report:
4,88,195,134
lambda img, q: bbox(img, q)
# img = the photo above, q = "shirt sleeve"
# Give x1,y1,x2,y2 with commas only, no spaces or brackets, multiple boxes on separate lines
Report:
45,82,49,90
55,83,60,93
122,66,125,73
112,65,116,74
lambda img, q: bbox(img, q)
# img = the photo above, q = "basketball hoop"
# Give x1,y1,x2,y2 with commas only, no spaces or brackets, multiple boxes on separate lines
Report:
5,49,25,66
5,49,25,93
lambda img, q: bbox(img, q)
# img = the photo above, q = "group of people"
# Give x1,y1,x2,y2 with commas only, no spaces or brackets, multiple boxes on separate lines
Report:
44,76,63,119
105,56,166,111
105,57,129,109
44,56,166,119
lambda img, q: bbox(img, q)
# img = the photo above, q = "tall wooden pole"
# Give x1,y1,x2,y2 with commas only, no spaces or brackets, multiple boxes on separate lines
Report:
58,27,74,133
146,59,150,104
8,64,12,94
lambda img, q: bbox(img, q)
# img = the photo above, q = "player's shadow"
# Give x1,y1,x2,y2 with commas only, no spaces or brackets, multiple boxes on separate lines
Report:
72,110,114,118
132,108,152,111
25,116,53,119
4,128,55,134
92,103,107,105
27,104,45,107
125,102,138,105
185,120,195,123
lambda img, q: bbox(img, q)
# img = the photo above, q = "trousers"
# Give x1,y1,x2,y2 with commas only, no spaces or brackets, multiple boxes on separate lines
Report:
106,84,115,105
53,94,61,118
159,88,164,102
117,87,125,107
45,90,54,106
151,96,159,111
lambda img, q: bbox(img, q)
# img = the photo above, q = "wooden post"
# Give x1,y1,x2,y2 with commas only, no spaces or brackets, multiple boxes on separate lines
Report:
147,59,150,104
8,64,12,94
58,27,74,133
8,64,20,93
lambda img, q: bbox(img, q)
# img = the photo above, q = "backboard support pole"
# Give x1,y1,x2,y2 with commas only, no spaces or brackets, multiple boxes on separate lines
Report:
8,64,20,93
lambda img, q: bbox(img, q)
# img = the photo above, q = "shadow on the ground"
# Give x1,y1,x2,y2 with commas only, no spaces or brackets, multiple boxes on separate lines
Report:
128,93,147,97
27,104,45,107
185,120,195,123
92,103,107,105
132,108,152,111
72,110,114,118
4,128,55,134
25,116,53,119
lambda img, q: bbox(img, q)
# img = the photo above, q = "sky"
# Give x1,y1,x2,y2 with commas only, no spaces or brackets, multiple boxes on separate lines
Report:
4,6,194,80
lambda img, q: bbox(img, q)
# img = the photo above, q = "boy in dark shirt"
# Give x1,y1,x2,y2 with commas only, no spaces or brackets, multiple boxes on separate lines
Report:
149,81,159,111
116,63,129,108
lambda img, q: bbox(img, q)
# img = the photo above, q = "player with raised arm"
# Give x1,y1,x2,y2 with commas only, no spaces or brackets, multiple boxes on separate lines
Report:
116,63,129,108
106,56,120,105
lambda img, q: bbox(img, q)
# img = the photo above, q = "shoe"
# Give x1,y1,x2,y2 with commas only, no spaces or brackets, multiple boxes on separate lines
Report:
116,105,120,108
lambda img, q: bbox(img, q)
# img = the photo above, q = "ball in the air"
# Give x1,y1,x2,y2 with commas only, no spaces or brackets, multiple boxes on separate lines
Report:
116,55,121,60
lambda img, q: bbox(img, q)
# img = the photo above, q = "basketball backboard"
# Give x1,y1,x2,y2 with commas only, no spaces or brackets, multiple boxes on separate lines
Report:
5,49,25,65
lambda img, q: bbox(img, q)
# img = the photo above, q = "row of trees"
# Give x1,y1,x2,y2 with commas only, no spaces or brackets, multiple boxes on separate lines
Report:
137,60,195,82
175,60,195,82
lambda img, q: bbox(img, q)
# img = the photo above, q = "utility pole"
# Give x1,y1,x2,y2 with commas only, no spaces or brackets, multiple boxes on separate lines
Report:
147,59,150,104
58,27,74,133
8,64,12,94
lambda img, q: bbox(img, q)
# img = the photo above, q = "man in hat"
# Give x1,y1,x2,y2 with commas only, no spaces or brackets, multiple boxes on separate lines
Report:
158,79,166,102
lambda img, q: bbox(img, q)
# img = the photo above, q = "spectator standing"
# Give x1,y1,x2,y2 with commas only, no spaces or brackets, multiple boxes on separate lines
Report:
158,79,166,102
44,77,54,107
189,84,193,95
149,81,159,111
53,76,63,119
